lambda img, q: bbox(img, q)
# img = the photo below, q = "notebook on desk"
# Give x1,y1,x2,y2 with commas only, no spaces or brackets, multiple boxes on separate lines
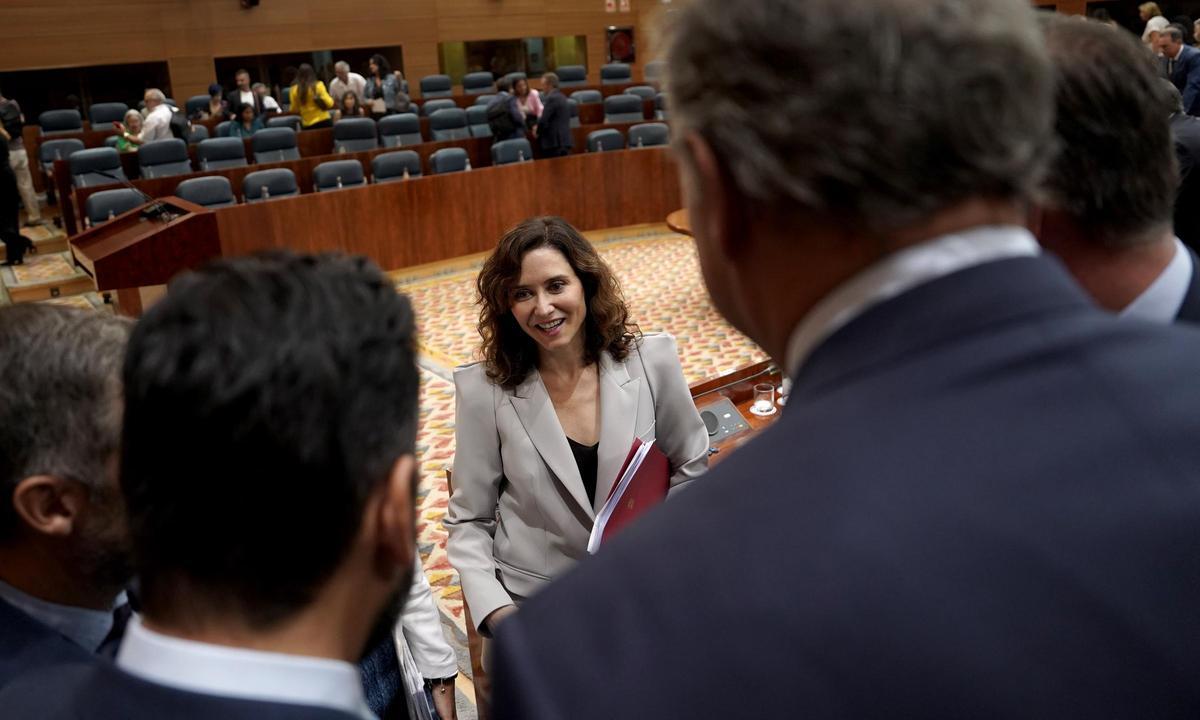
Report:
587,437,669,554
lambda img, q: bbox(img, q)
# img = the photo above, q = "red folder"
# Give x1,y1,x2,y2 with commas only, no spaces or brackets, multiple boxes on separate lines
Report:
587,437,670,553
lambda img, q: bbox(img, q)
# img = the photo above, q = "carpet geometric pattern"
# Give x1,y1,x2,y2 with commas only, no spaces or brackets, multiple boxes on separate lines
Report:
8,251,78,285
397,226,766,713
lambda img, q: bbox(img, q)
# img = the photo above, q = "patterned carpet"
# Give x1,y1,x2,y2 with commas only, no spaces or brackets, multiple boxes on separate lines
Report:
395,224,766,712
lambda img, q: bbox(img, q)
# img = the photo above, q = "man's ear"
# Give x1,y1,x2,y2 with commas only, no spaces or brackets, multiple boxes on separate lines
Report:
11,476,88,538
679,130,746,261
373,454,416,579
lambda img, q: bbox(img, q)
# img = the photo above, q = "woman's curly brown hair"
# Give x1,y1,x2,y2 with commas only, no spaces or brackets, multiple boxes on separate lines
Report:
476,216,640,389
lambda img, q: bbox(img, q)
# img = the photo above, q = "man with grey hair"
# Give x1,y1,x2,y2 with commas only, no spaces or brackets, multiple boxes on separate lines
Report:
118,89,173,146
1037,15,1200,322
329,60,366,106
1160,25,1200,114
0,305,133,689
490,0,1200,716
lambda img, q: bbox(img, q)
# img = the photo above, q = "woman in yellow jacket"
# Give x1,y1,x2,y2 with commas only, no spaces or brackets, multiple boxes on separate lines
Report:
288,63,335,130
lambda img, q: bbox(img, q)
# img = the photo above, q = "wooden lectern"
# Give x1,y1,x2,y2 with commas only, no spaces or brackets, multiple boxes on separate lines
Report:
69,197,222,316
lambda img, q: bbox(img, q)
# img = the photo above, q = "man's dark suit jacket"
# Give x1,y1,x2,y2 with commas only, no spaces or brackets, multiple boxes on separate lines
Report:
1171,44,1200,115
491,255,1200,718
225,89,265,117
1173,112,1200,253
1177,247,1200,322
535,89,573,154
0,597,94,691
0,660,367,719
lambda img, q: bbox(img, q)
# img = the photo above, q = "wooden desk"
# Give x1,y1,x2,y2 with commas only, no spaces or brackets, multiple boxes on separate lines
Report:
690,361,782,460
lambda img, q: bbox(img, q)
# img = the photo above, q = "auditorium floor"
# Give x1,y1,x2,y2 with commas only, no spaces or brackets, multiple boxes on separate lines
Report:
393,223,766,716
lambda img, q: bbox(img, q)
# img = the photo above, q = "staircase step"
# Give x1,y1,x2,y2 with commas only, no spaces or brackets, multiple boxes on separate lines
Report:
1,252,95,304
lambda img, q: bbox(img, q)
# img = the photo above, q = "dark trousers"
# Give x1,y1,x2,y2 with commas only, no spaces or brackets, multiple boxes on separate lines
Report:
303,118,333,130
541,146,571,158
0,166,25,263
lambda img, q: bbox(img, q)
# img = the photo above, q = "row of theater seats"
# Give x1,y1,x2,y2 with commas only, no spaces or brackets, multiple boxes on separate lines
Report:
41,117,670,189
79,124,668,224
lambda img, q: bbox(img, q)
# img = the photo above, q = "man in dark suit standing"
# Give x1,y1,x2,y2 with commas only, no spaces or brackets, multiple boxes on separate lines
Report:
534,72,572,158
1035,17,1200,324
0,253,422,719
0,305,133,690
1165,80,1200,257
490,0,1200,717
225,69,263,119
1161,25,1200,114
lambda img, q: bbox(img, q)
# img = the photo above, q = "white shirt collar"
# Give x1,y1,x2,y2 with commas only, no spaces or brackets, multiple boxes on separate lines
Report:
785,225,1041,377
1120,238,1193,323
0,578,123,652
117,616,375,719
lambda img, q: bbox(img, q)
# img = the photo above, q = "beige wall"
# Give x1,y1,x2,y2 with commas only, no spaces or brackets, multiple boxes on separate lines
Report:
0,0,660,101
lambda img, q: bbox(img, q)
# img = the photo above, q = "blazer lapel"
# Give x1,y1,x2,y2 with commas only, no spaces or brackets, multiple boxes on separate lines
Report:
509,371,595,519
594,352,641,514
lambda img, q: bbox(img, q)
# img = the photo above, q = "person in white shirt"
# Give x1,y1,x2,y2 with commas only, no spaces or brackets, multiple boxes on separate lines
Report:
329,61,367,106
117,89,173,147
1035,16,1199,324
0,254,424,720
252,83,282,114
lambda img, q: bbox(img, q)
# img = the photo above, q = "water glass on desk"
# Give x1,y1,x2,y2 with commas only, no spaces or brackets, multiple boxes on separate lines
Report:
750,383,776,416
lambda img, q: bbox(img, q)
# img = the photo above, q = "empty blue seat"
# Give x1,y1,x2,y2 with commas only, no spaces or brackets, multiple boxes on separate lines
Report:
39,109,83,136
463,72,495,95
420,75,454,99
624,85,657,101
243,168,299,203
186,125,210,144
185,95,211,118
313,159,366,192
138,138,193,179
474,94,497,106
266,115,302,132
333,118,378,153
492,138,532,166
214,120,232,137
422,99,457,116
196,137,248,170
600,63,632,85
556,65,588,88
466,105,492,138
252,127,300,164
643,60,666,85
104,135,121,149
604,94,645,123
627,122,669,148
378,113,423,147
175,176,237,208
69,147,125,187
89,103,129,126
655,92,668,121
430,147,469,174
429,108,470,141
85,188,143,226
586,128,625,153
571,89,602,105
372,151,422,182
567,98,581,128
39,138,85,172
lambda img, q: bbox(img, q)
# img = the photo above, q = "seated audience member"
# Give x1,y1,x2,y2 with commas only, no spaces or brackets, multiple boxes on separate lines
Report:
0,305,133,689
513,77,542,127
196,83,226,121
116,89,173,146
1161,25,1200,114
338,91,365,121
446,217,708,700
225,69,262,118
289,63,335,130
485,78,525,141
113,110,142,152
1036,16,1200,323
252,82,282,115
363,54,407,119
0,252,422,719
490,0,1200,717
534,73,572,158
226,102,264,139
1166,81,1200,252
330,61,367,106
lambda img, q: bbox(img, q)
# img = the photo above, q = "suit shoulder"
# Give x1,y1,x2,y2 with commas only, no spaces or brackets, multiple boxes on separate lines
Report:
453,362,500,404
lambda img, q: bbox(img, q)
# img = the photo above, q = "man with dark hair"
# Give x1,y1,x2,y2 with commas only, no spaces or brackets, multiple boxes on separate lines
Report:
1037,15,1200,322
1161,25,1200,113
491,0,1200,716
534,73,572,158
0,305,132,688
225,69,264,118
486,77,525,140
0,253,422,719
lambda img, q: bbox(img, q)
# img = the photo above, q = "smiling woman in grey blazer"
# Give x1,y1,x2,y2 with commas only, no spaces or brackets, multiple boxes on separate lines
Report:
446,217,709,640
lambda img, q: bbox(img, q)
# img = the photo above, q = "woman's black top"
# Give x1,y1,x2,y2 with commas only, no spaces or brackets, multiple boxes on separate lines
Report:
567,437,599,505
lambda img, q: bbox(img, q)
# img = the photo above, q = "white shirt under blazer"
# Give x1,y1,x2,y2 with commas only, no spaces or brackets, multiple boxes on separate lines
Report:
446,333,709,630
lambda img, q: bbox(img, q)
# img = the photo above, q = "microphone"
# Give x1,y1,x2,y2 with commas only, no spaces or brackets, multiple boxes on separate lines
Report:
91,169,172,222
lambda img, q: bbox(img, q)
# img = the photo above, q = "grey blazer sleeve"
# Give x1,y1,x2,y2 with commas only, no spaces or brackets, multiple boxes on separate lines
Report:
445,364,516,632
639,334,710,492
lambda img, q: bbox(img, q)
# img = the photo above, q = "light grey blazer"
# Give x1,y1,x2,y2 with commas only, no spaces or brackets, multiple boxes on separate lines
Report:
446,333,709,631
